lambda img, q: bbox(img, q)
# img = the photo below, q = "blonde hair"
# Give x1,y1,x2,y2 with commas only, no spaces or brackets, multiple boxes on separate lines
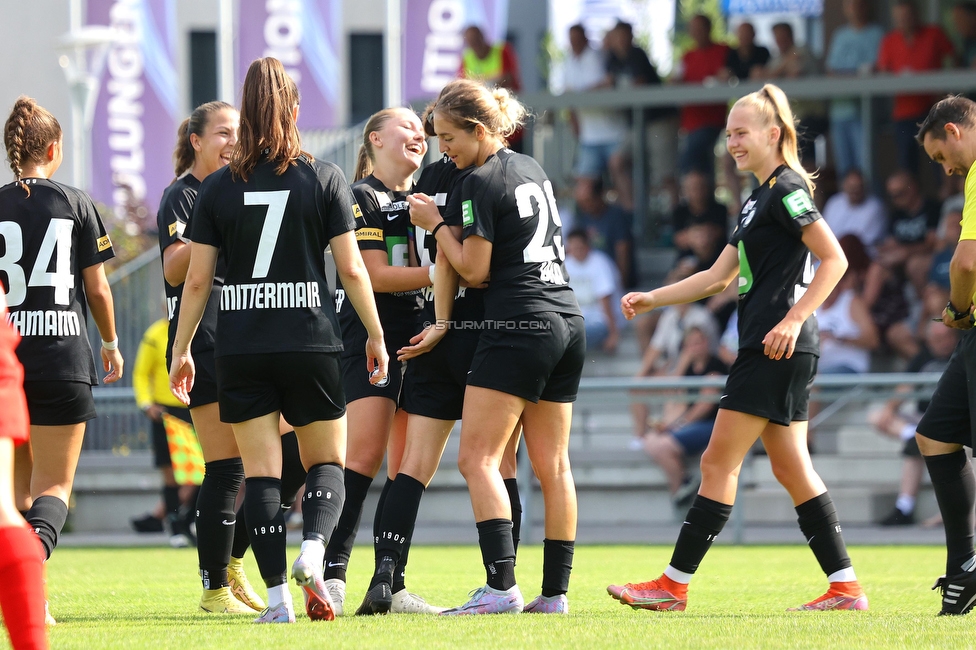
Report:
354,107,405,182
732,83,815,194
421,79,526,141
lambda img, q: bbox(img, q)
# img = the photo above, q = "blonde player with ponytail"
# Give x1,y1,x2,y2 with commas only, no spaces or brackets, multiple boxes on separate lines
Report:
609,84,867,612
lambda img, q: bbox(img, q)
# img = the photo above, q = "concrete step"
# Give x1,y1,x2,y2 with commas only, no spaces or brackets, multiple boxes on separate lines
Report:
835,424,906,455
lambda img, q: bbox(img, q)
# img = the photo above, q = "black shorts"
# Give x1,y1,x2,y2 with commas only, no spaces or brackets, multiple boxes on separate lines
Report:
23,381,96,426
902,436,921,458
215,352,345,427
150,406,192,468
719,349,817,426
917,328,976,447
467,312,585,403
341,354,404,405
188,349,219,409
401,331,480,421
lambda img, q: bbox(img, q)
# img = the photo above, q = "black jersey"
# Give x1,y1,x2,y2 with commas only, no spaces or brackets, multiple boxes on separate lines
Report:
729,165,820,356
413,156,484,327
0,178,115,383
156,174,225,359
188,156,355,357
460,149,580,320
335,174,423,354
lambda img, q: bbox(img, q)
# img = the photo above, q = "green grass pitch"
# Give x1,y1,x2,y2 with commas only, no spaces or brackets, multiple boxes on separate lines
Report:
14,544,974,649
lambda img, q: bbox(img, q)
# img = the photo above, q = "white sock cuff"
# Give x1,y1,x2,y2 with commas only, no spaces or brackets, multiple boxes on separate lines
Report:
267,583,292,608
664,565,694,584
300,539,326,568
827,567,857,583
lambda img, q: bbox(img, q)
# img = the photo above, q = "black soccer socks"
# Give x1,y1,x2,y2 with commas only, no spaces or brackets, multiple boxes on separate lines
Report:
196,457,244,589
302,463,345,545
669,495,732,575
925,450,976,575
323,469,372,581
25,495,68,559
541,539,575,597
795,492,852,576
244,476,287,587
477,518,517,591
163,485,181,519
372,473,426,590
505,477,522,556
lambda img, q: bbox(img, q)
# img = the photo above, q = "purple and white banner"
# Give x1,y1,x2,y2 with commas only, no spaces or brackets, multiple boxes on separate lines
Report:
237,0,341,131
88,0,179,220
402,0,508,104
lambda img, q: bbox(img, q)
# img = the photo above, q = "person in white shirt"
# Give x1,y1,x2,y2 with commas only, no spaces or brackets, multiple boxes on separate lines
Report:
822,169,888,255
565,228,620,354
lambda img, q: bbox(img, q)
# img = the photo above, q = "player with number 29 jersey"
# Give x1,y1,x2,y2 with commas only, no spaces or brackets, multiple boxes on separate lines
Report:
0,178,114,383
730,165,820,357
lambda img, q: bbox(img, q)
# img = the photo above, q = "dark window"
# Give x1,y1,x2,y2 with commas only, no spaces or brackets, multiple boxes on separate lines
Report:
349,33,384,124
189,31,218,108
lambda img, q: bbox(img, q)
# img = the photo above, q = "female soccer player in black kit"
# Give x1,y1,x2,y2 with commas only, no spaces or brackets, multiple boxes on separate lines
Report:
609,84,866,612
2,97,124,625
159,101,307,615
408,79,583,615
169,57,387,624
322,106,434,613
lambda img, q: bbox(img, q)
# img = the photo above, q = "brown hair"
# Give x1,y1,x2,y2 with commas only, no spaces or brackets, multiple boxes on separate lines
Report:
354,107,405,182
732,83,815,194
916,95,976,144
173,101,235,178
421,78,526,141
231,57,311,181
4,96,62,195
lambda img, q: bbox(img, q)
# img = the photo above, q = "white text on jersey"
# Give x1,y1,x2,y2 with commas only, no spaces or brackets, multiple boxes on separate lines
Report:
6,310,81,337
220,281,321,311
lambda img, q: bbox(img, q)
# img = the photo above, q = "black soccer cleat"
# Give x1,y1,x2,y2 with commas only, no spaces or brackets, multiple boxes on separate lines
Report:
934,572,976,615
355,583,393,616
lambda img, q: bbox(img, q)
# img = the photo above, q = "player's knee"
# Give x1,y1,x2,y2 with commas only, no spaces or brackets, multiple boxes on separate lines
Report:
915,432,962,456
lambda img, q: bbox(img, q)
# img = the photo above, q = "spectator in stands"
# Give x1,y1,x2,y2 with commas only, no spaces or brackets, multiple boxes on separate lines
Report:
825,0,885,176
876,1,956,179
573,178,638,289
864,171,941,361
564,229,621,354
918,195,964,326
721,21,769,81
642,326,728,515
458,25,523,151
817,236,880,374
671,170,728,260
952,1,976,67
821,168,888,255
605,20,674,211
674,14,731,177
762,23,826,165
871,321,960,525
629,273,718,446
558,24,625,205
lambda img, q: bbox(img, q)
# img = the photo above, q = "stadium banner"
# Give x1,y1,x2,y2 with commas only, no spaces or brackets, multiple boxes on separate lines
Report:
723,0,823,16
402,0,509,104
87,0,180,221
237,0,341,130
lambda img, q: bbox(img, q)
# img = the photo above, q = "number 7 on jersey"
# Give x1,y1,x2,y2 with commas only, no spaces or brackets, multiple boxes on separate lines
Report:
244,190,290,279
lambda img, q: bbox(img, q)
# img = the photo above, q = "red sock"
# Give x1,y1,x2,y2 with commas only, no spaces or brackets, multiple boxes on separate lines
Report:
0,525,48,650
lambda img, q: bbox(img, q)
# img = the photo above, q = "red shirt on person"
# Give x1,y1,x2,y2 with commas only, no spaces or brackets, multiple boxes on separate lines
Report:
877,25,955,120
0,294,29,444
679,43,731,132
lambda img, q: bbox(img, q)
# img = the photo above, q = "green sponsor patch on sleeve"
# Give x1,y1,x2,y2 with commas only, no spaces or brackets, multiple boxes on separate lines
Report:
462,200,474,227
783,189,814,219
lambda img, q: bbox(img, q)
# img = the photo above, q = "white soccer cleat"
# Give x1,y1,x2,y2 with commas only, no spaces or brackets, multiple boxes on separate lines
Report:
254,601,296,624
323,578,346,617
523,593,569,614
440,585,523,616
391,589,447,614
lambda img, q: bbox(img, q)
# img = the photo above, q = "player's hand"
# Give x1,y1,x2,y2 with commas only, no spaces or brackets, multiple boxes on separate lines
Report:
407,194,442,232
762,315,803,360
365,336,390,385
398,322,448,360
942,306,975,330
620,291,656,320
143,404,164,422
101,347,124,383
169,351,195,406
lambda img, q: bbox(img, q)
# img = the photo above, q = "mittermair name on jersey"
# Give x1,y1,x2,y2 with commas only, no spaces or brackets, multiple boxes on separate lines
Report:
220,281,322,311
6,310,81,337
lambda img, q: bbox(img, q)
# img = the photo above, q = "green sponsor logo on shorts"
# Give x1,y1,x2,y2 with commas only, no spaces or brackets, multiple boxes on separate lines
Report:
462,200,474,227
783,189,814,218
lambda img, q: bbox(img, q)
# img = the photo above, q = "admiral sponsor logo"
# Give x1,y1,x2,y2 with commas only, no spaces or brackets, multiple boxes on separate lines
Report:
97,235,113,252
353,203,363,218
168,222,177,237
220,281,321,311
355,227,383,242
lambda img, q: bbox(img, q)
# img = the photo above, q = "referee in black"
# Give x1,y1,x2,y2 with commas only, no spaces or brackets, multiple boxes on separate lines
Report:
914,95,976,616
170,57,387,624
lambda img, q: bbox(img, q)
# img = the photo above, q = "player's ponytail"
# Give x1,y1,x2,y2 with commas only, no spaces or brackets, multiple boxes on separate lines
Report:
733,83,815,195
354,107,400,182
427,79,526,143
233,57,312,181
3,96,62,196
490,86,525,140
171,101,235,181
